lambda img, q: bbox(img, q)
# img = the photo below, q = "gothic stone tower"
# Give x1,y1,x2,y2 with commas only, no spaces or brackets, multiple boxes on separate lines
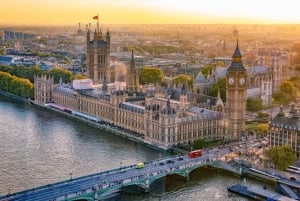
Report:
86,26,111,84
34,75,54,105
225,41,247,139
127,50,139,95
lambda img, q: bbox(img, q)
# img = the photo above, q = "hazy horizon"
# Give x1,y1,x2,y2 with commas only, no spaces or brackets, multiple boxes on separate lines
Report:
1,0,300,26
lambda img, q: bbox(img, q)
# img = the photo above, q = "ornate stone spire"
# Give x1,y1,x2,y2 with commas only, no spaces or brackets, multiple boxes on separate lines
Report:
229,39,245,71
102,76,107,93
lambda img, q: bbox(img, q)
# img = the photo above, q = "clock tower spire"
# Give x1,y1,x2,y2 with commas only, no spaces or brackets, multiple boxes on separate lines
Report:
225,40,247,140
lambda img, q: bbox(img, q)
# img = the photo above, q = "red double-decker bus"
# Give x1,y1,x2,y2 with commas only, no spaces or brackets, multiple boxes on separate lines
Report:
188,150,202,158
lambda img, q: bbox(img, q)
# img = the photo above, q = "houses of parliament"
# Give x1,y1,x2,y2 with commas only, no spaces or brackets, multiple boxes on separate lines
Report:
34,27,247,149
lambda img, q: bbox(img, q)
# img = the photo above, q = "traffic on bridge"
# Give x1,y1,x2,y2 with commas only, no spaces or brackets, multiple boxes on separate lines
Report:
0,149,223,201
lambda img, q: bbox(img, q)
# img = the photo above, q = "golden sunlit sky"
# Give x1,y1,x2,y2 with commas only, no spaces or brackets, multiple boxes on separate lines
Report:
1,0,300,25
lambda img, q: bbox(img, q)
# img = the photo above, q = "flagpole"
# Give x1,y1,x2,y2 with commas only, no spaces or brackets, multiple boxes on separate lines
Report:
97,13,99,33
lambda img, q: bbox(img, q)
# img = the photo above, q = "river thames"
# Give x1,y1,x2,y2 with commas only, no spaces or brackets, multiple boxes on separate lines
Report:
0,96,270,200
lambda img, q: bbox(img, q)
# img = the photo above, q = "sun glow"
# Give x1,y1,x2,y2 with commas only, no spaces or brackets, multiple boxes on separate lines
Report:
1,0,300,25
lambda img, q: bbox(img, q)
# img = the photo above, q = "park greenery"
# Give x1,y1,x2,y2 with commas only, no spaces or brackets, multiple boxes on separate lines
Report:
139,66,164,85
122,41,197,57
265,146,297,171
246,97,263,112
0,71,33,98
246,122,269,136
172,74,193,90
0,64,86,98
0,64,83,84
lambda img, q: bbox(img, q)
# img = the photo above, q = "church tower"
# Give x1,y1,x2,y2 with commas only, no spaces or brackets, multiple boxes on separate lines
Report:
86,19,111,84
225,41,247,139
127,50,139,95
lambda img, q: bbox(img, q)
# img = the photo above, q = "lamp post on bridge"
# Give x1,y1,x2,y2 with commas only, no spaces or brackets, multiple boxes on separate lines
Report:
93,184,99,201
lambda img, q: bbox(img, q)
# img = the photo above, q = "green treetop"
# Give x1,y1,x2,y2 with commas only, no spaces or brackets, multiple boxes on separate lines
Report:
265,146,297,171
139,67,164,85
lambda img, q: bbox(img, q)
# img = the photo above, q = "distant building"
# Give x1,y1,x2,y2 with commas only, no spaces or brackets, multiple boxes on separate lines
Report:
4,30,36,41
269,105,300,157
256,48,288,93
0,56,13,65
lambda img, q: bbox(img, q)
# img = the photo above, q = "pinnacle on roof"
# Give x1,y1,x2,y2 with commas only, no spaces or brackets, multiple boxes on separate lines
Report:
131,49,134,61
233,39,242,58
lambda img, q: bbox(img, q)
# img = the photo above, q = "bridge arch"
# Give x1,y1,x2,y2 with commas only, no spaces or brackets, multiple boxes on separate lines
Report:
189,164,210,174
68,196,93,201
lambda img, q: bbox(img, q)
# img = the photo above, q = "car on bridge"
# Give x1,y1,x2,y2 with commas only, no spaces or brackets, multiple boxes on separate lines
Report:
166,159,175,164
136,162,145,169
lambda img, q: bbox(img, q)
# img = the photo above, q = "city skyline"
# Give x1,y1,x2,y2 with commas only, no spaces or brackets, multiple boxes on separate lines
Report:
1,0,300,26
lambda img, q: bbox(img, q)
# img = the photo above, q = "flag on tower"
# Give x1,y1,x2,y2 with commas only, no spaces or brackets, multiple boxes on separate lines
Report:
93,15,98,20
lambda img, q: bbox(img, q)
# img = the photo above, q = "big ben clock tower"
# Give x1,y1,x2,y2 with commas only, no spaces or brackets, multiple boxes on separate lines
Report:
226,41,247,139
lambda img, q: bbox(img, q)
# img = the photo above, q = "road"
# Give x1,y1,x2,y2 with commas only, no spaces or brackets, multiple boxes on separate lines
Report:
0,150,222,201
0,138,273,201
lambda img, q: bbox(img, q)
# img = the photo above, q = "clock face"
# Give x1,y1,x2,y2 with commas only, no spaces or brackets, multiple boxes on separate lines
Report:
239,78,245,85
228,77,234,85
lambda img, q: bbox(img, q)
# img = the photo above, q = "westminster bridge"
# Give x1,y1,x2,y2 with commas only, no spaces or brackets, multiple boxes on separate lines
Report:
0,151,240,201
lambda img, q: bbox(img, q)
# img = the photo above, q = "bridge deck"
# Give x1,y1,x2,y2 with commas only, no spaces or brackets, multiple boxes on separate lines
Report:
0,153,227,201
278,179,300,190
277,183,300,200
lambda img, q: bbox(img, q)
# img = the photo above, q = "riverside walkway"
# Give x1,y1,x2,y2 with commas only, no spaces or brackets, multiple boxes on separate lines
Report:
0,151,239,201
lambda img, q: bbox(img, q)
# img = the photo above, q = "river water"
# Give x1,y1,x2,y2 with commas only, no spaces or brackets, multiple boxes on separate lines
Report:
0,96,270,200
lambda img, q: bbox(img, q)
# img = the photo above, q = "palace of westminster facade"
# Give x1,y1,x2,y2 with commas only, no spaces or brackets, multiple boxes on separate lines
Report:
34,27,247,149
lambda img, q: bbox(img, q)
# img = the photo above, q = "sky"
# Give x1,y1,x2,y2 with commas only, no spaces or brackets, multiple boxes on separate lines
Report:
1,0,300,25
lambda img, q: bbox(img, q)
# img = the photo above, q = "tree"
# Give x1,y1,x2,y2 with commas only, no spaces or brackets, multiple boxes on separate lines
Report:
246,97,263,112
0,71,33,98
172,74,193,90
47,68,73,84
265,146,297,171
201,64,213,79
272,81,297,105
0,65,12,73
208,77,226,101
0,64,43,83
290,76,300,90
0,48,5,55
255,123,268,136
139,67,164,85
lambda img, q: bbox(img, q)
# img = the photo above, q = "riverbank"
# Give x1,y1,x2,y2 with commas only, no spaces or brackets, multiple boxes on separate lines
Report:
32,101,173,152
0,90,30,103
